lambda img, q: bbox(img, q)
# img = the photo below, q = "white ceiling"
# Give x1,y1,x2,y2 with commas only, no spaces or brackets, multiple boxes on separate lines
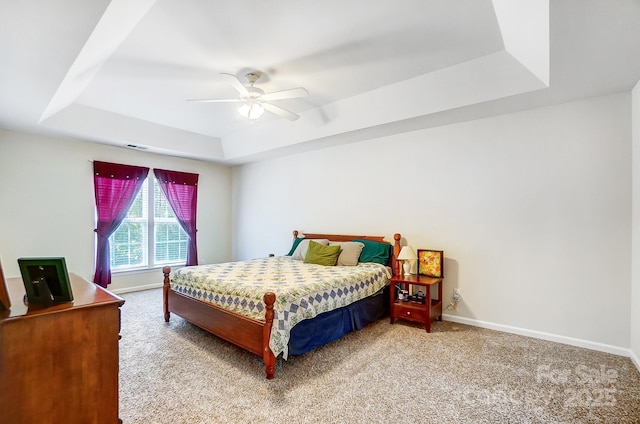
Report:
1,0,639,164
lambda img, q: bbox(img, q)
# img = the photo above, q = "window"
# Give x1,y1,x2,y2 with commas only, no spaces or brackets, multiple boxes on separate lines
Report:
153,181,189,264
110,176,188,271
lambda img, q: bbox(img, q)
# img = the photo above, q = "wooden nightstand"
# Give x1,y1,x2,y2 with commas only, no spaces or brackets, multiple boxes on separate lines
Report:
390,274,443,332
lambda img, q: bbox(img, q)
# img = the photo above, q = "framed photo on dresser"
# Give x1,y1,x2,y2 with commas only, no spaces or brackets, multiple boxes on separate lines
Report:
18,257,73,305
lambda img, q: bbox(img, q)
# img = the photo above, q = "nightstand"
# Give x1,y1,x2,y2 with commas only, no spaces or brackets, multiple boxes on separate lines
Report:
390,274,443,332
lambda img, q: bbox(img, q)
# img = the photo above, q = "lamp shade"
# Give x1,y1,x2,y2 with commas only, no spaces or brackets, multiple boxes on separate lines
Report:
397,246,417,260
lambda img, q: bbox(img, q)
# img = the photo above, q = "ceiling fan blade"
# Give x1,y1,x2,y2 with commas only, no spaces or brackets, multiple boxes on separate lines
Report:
263,102,300,121
186,98,243,103
220,72,249,95
262,87,308,101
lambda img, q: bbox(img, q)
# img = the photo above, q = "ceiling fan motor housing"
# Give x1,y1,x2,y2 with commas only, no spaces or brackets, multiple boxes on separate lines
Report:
244,86,265,99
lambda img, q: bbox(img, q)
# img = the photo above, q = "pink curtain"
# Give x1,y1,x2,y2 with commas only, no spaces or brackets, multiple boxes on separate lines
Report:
93,161,149,287
153,168,199,266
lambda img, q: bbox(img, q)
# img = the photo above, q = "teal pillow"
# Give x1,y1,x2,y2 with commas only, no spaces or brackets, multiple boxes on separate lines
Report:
354,239,392,265
304,241,341,266
287,237,304,256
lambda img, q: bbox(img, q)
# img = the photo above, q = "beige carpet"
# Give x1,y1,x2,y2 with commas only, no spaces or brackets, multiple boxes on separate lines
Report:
118,289,640,423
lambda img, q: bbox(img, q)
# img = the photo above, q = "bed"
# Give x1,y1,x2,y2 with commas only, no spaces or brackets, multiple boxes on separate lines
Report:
163,231,401,379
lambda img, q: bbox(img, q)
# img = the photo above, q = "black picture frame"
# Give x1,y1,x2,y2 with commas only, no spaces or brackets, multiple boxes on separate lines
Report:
18,257,73,305
0,258,10,310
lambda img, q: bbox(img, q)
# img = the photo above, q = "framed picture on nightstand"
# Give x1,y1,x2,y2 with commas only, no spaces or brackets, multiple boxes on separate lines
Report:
417,249,444,278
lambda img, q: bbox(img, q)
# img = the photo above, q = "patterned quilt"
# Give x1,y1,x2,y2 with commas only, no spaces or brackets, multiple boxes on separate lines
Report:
170,256,391,359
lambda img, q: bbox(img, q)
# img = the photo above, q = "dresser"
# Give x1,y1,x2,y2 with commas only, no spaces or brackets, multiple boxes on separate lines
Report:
0,273,125,423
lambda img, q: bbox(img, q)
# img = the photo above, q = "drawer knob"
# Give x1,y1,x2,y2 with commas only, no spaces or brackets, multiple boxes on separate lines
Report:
406,311,411,316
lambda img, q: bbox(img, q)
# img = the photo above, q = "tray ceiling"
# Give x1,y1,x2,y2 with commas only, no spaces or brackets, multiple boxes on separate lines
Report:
0,0,639,164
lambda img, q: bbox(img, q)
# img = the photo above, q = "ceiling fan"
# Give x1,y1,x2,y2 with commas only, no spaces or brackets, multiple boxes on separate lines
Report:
187,72,308,121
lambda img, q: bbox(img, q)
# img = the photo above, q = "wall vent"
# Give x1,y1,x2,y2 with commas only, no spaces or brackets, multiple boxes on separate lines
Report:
124,144,148,150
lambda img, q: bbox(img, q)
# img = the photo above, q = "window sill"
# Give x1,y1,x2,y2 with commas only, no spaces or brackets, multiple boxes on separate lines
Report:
111,264,185,276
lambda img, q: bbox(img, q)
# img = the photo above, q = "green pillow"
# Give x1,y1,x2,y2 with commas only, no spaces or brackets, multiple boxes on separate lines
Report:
353,239,392,265
304,241,341,266
287,237,304,256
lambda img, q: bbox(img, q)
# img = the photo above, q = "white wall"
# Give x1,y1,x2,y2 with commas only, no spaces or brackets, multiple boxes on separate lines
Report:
0,129,232,292
233,93,632,353
632,80,640,368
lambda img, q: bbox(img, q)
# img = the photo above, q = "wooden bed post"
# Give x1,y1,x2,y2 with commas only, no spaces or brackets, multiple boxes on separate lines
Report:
263,292,277,379
393,233,401,276
163,266,171,322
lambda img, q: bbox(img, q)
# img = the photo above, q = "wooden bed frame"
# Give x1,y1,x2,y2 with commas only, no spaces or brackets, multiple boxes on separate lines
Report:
163,231,401,379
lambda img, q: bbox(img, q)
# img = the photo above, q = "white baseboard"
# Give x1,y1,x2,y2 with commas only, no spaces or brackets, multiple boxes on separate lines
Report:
110,282,163,295
630,350,640,372
442,314,634,361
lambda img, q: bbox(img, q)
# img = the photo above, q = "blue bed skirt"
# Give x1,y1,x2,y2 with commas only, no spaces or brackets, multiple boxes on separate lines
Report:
287,285,390,356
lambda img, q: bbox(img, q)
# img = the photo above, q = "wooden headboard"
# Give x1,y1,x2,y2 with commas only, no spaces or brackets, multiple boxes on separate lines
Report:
292,230,402,276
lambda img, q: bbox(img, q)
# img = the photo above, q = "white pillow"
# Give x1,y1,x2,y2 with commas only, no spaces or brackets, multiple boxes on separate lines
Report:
291,239,330,260
329,241,365,266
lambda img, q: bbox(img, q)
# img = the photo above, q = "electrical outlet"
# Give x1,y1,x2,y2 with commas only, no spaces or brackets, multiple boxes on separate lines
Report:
453,288,461,303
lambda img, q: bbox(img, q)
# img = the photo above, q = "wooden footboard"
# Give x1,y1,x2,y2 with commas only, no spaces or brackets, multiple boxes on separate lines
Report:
163,267,277,379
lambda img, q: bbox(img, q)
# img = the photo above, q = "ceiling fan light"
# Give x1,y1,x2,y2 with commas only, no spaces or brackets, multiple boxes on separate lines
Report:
238,102,264,120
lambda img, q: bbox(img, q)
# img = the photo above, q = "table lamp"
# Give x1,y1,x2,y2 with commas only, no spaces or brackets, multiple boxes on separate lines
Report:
397,246,417,275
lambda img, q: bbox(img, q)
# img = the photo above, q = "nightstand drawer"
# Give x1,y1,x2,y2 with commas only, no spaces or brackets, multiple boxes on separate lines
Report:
393,303,427,323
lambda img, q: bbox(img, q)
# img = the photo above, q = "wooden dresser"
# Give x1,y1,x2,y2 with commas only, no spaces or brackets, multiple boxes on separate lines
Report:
0,273,125,423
